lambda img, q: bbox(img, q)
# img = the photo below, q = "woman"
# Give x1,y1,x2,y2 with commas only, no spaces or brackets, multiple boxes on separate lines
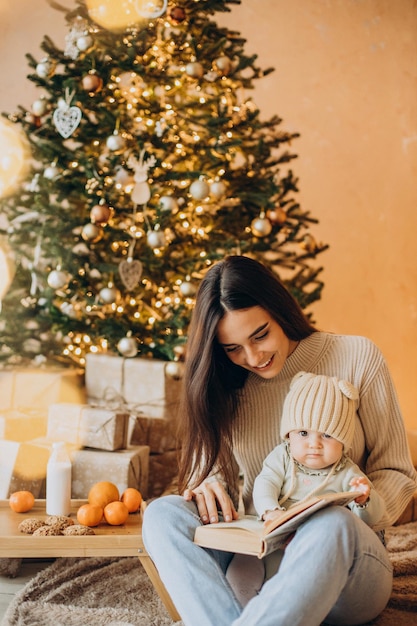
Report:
143,255,416,626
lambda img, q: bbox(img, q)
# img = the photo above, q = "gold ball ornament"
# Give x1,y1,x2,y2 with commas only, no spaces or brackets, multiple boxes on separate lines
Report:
117,335,138,358
300,233,318,254
90,203,113,225
185,62,204,79
81,223,103,243
82,72,103,93
267,207,287,225
173,345,186,361
251,216,272,237
169,6,186,23
214,56,232,75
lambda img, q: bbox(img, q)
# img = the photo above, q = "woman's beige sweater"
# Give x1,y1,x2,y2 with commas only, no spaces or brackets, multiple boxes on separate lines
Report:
231,332,416,531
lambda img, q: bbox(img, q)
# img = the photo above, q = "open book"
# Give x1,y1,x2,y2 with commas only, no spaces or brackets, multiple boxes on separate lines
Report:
194,490,362,558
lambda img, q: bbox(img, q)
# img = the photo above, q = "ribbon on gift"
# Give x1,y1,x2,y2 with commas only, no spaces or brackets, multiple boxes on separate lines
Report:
85,354,182,417
47,404,129,451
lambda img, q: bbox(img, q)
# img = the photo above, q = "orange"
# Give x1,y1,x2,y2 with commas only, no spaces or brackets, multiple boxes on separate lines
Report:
9,490,35,513
88,481,119,509
103,501,129,526
120,487,142,513
76,503,103,527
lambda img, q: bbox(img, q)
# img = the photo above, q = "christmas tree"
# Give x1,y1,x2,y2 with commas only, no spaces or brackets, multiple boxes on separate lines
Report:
0,0,328,369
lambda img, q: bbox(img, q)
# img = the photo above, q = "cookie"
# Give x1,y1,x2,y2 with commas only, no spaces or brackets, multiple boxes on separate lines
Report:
62,524,95,536
45,515,74,530
32,524,63,536
18,518,45,534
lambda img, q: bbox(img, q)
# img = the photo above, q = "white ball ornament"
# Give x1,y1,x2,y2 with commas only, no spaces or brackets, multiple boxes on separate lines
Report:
32,99,47,116
210,181,227,199
106,133,125,152
117,336,138,358
47,269,71,290
159,196,179,213
76,35,93,51
36,58,54,78
43,165,60,180
179,281,196,297
190,179,210,200
147,230,166,249
251,216,272,237
165,361,184,380
99,285,119,304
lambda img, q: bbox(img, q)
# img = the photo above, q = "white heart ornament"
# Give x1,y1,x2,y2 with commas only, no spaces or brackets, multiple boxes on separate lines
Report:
53,105,82,138
119,259,143,291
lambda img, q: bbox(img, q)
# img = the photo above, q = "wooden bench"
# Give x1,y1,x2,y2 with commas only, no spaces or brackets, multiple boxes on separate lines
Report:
0,499,180,623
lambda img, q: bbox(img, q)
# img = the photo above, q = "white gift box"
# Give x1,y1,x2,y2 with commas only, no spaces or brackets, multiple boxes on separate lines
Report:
47,403,129,451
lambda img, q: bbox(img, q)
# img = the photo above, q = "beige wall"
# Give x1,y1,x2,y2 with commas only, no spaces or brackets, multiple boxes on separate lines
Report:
1,0,417,429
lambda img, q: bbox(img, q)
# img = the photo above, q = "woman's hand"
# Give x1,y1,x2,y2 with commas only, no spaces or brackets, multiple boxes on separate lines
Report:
349,476,370,505
183,480,239,525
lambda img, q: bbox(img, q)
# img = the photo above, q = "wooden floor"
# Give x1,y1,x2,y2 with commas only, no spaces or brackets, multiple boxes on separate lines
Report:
0,559,52,622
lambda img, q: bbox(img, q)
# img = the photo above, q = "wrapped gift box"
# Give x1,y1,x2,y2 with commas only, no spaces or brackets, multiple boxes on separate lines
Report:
0,409,47,442
0,367,86,410
71,445,150,500
0,440,51,498
85,353,182,419
148,450,179,498
129,414,177,453
47,403,129,451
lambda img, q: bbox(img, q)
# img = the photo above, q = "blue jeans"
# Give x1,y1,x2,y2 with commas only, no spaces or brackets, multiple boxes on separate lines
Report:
142,495,393,626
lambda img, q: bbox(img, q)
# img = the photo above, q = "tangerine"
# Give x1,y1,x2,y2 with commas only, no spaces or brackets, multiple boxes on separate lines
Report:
9,490,35,513
103,500,129,526
76,503,103,527
121,487,142,513
88,481,119,509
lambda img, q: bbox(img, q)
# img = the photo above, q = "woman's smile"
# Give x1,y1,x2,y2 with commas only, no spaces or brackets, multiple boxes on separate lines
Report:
216,306,293,379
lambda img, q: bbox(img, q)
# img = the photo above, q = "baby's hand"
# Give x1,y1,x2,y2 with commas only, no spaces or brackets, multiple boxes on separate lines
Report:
349,476,370,505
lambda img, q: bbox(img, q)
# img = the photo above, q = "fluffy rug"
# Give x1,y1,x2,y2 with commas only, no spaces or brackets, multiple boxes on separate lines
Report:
2,522,417,626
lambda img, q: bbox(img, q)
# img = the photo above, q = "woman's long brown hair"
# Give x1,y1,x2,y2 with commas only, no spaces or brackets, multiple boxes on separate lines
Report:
177,255,317,494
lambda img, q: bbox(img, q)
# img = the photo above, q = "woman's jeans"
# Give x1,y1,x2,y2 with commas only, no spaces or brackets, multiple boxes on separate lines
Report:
142,495,393,626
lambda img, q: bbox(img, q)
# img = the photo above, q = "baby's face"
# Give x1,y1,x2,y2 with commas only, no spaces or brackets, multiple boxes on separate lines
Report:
288,429,343,469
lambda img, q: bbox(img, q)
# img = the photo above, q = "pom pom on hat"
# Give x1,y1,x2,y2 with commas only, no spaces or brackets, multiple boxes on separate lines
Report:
280,372,359,450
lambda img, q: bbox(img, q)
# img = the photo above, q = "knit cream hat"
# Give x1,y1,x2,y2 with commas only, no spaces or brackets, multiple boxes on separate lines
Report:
280,372,359,450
